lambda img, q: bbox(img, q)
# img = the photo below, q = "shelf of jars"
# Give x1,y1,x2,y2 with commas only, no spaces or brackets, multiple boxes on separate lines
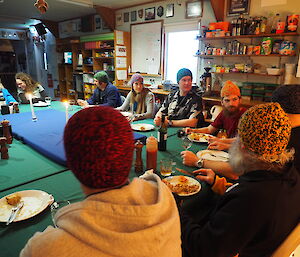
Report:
196,54,295,58
211,72,280,77
197,32,299,41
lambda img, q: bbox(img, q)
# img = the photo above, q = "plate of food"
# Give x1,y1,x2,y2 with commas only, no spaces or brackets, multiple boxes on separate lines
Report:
162,175,201,196
131,123,155,131
196,150,229,162
33,101,49,107
188,132,211,143
0,190,54,223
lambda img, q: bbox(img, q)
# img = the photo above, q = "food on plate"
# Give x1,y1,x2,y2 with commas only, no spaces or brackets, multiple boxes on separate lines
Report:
6,194,21,205
162,177,200,195
139,126,146,131
189,132,210,142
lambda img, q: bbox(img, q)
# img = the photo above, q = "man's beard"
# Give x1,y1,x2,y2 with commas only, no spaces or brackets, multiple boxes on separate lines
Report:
223,105,240,117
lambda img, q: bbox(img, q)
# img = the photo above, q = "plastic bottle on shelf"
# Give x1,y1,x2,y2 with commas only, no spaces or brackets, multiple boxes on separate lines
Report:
146,135,158,171
271,13,280,33
276,15,286,34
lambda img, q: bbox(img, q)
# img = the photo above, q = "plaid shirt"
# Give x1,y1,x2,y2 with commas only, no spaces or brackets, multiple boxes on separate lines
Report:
159,87,203,120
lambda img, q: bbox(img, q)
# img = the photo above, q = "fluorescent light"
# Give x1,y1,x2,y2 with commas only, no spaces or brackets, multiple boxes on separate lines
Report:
57,0,93,7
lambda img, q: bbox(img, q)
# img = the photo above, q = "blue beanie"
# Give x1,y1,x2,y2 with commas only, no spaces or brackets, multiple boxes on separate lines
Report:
177,68,193,83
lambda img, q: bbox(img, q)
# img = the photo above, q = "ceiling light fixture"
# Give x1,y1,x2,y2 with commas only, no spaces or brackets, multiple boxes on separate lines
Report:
57,0,93,8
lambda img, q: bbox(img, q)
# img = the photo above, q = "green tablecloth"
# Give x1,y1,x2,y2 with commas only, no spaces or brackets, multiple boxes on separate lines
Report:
0,171,84,257
0,140,66,192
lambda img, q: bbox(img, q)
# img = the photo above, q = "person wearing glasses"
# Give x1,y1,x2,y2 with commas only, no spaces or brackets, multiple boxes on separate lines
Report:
116,73,155,121
77,71,122,108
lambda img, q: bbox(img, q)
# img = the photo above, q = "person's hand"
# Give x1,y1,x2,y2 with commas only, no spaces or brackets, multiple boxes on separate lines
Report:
77,99,88,108
208,141,230,151
193,168,216,185
154,115,161,126
181,151,198,167
185,127,194,134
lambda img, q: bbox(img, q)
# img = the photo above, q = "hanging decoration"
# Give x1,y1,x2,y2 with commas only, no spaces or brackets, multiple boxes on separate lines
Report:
34,0,49,14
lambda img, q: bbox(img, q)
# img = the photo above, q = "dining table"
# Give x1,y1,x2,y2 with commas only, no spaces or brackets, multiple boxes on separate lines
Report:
0,101,215,257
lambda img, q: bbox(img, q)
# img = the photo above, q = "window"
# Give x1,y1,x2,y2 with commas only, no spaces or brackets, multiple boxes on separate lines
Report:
165,30,198,83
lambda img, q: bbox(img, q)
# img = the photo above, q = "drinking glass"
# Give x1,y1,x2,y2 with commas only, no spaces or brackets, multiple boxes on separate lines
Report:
50,200,70,228
160,159,174,176
182,136,192,150
45,96,51,106
68,99,75,111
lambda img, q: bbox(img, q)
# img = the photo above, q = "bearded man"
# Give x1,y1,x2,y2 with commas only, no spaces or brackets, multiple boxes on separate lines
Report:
179,103,300,257
181,81,246,179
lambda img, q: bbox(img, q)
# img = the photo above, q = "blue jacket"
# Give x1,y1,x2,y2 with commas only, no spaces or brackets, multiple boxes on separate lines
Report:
0,88,17,104
87,82,122,107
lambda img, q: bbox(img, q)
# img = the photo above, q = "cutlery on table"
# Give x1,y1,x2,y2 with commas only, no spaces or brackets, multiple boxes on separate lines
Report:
208,153,229,161
175,168,206,177
6,201,24,225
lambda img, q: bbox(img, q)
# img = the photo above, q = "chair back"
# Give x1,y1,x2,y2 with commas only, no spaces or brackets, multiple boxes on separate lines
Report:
271,223,300,257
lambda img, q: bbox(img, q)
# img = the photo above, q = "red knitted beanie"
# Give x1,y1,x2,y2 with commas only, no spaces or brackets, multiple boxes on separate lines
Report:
64,106,134,189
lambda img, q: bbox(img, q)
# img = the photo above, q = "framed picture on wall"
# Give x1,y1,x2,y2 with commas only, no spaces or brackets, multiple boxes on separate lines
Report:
145,7,155,20
186,1,203,19
166,4,174,18
116,14,123,26
131,11,137,22
124,12,129,22
228,0,250,16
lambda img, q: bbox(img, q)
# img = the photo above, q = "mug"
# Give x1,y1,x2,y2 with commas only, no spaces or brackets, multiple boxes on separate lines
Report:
210,105,222,121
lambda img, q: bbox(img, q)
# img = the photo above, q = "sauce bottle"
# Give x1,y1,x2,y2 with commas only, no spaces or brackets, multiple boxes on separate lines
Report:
146,135,158,171
158,114,167,151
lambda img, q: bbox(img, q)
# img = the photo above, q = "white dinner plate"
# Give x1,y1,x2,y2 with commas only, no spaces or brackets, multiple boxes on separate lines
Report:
0,190,54,223
162,176,201,196
33,102,49,107
188,133,212,143
196,150,229,162
131,123,155,131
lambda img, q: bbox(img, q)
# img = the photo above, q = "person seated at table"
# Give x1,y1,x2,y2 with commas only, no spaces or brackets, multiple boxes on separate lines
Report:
15,72,47,104
116,73,155,121
272,84,300,171
154,68,203,128
0,81,18,105
187,81,246,148
179,102,300,257
77,71,122,108
20,106,181,257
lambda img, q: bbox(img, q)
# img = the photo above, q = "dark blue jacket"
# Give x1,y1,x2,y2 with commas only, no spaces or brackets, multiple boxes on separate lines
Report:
87,83,122,107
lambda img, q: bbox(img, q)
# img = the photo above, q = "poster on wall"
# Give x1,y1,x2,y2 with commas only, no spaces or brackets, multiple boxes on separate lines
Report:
116,14,123,26
116,45,126,56
116,57,127,68
116,70,127,80
116,31,124,45
227,0,250,16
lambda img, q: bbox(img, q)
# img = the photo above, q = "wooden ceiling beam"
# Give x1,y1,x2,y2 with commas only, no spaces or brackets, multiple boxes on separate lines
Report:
40,19,59,38
94,5,115,31
210,0,226,21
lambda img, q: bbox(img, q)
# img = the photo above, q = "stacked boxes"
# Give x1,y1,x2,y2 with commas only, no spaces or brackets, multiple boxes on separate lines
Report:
240,82,278,102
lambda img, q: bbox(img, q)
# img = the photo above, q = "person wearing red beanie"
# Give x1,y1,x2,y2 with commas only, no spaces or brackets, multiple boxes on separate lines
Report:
20,106,181,257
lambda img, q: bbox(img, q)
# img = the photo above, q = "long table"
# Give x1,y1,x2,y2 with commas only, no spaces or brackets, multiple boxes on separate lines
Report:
0,101,211,257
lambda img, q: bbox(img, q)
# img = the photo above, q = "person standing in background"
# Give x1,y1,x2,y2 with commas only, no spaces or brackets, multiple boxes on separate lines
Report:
116,73,155,121
15,72,47,104
0,81,17,105
77,71,122,108
272,84,300,171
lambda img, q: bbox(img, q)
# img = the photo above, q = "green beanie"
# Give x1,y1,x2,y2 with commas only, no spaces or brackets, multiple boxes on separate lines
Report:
94,71,109,83
177,68,193,83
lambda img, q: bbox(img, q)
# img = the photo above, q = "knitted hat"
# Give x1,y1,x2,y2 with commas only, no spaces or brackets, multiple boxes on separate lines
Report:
177,68,193,83
272,84,300,114
129,73,144,86
238,103,291,163
221,81,241,98
94,71,109,84
64,106,134,189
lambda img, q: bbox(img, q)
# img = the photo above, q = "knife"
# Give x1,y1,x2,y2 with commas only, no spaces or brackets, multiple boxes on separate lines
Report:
176,168,206,177
6,201,24,225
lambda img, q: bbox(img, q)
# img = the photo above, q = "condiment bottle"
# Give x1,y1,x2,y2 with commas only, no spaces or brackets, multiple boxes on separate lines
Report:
146,135,158,171
217,129,227,139
158,114,167,151
134,140,144,174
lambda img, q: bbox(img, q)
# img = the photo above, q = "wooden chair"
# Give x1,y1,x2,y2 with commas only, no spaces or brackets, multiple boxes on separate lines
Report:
271,223,300,257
